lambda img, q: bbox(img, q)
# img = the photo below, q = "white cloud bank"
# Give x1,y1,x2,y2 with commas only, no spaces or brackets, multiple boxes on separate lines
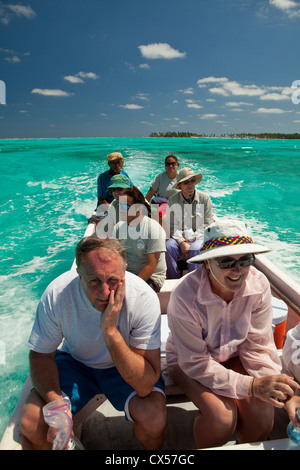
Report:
31,89,73,97
138,43,186,59
63,71,99,83
197,76,292,101
269,0,300,17
119,104,143,109
0,3,36,24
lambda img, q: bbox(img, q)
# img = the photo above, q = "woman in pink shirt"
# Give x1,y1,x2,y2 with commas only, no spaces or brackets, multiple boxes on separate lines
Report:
166,219,299,448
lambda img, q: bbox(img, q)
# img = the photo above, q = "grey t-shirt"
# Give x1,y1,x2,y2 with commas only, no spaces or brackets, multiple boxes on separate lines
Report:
113,217,166,289
150,171,179,200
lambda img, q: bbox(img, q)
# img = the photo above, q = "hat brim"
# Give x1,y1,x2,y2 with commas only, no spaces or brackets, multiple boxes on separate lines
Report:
175,173,202,189
187,243,270,264
107,184,129,194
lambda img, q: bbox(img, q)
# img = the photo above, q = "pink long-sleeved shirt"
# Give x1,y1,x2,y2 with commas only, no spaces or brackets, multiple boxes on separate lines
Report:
166,265,282,399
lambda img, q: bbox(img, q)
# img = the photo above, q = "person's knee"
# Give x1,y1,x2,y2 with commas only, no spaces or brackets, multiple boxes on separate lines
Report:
20,392,48,446
247,398,274,430
130,391,167,433
196,396,237,442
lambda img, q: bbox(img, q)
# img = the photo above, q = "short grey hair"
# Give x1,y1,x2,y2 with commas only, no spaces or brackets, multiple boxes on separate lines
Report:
75,235,127,270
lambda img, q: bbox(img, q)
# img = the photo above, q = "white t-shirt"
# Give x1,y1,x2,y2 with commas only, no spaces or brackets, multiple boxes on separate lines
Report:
28,270,161,369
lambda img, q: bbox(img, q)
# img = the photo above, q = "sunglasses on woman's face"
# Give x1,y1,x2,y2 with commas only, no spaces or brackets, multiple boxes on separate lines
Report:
165,161,177,167
211,255,255,270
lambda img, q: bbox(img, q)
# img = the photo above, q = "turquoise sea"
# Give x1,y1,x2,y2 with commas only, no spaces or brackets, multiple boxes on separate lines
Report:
0,137,299,440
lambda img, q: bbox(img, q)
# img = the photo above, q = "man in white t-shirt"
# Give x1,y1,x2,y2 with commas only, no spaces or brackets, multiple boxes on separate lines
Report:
113,188,166,292
20,237,167,450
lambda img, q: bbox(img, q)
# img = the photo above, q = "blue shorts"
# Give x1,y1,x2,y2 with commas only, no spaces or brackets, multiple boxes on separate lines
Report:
55,351,165,421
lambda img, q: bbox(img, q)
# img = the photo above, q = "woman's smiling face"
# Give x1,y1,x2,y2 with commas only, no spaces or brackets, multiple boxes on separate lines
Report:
206,254,253,300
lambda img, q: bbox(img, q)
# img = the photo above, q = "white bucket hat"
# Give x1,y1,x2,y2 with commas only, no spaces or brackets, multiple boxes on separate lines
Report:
174,167,202,189
188,219,270,264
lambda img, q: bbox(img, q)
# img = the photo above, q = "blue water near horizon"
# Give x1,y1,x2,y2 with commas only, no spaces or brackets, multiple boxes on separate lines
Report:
0,136,299,440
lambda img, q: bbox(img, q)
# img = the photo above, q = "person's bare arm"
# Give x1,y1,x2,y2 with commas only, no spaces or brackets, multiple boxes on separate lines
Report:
29,350,63,404
138,252,161,282
145,187,156,202
100,280,160,396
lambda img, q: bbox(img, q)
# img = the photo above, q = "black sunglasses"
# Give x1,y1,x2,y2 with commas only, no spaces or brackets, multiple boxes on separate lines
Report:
211,255,255,270
165,161,177,167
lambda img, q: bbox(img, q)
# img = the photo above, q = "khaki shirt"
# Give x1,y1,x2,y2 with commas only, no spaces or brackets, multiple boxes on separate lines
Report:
166,189,214,243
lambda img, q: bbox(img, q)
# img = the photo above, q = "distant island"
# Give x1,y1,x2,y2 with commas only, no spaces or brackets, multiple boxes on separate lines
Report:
149,131,300,139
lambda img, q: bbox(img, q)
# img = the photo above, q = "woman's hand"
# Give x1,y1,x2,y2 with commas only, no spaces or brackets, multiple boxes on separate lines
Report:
285,395,300,427
252,374,300,408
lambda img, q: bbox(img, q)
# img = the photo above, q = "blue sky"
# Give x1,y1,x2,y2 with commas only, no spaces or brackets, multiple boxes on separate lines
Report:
0,0,300,138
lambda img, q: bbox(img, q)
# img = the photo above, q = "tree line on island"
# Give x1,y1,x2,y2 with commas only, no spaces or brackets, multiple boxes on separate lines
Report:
149,131,300,139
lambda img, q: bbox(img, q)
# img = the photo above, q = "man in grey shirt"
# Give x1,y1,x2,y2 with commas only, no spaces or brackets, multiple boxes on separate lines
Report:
20,237,167,450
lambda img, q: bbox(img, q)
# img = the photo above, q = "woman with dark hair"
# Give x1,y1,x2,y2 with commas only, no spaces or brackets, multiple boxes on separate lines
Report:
145,155,180,220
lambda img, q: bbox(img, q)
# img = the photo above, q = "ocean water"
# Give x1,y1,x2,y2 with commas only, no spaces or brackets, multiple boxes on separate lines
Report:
0,136,299,440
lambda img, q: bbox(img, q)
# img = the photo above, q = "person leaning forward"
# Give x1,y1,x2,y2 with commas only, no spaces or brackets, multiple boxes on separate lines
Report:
166,219,299,448
20,237,167,450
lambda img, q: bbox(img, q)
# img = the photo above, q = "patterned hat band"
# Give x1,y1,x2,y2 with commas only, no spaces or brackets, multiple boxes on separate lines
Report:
200,235,254,252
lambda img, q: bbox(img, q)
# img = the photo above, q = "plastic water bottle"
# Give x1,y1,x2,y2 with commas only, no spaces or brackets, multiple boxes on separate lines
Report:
43,397,73,450
287,409,300,448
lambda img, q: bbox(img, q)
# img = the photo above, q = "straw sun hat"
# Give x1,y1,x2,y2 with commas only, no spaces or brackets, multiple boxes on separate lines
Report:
188,219,270,264
107,152,124,161
175,167,202,189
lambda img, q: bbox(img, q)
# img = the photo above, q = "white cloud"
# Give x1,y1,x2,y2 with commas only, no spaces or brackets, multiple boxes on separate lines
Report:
139,63,150,69
77,71,99,80
187,104,203,109
182,87,194,94
198,76,294,101
31,89,74,97
269,0,300,16
0,3,36,24
197,76,228,85
119,104,143,109
199,114,219,119
7,4,36,18
209,87,229,96
185,99,203,109
259,92,290,100
4,55,20,63
255,107,287,113
135,93,150,101
225,101,253,107
64,71,99,83
138,43,186,59
64,75,84,84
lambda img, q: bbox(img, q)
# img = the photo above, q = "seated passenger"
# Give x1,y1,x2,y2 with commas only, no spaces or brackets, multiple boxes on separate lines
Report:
112,188,166,293
20,237,167,450
96,174,132,238
165,167,214,279
97,152,134,207
166,219,299,448
282,322,300,429
145,155,180,219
